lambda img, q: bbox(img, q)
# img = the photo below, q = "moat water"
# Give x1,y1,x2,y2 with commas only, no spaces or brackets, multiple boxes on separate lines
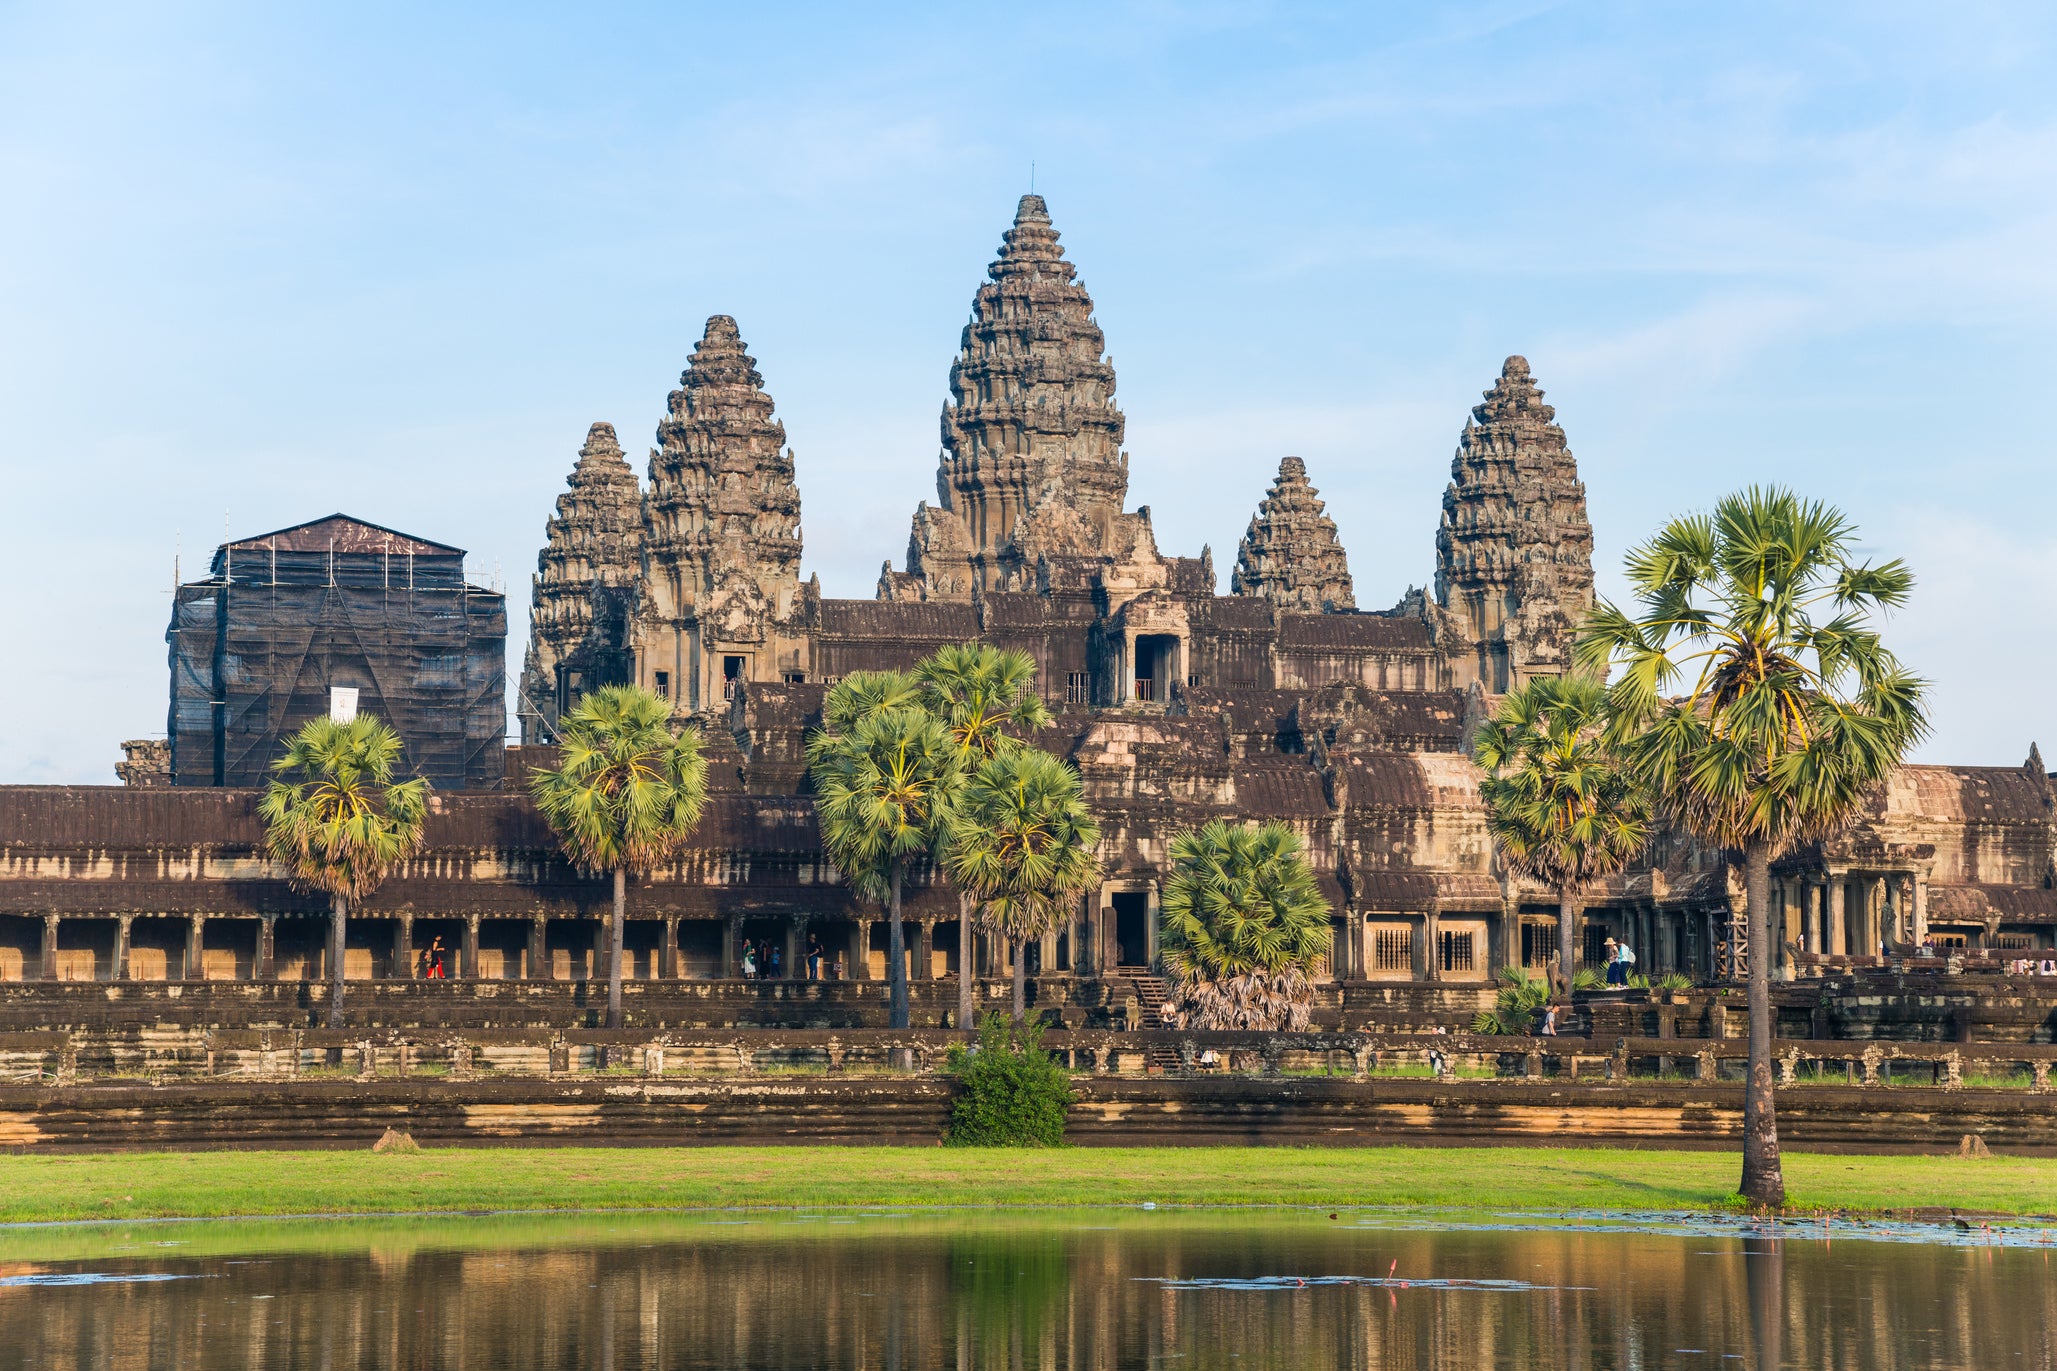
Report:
1,1208,2052,1369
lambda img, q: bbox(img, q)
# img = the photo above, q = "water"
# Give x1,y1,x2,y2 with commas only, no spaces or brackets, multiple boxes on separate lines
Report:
1,1209,2052,1368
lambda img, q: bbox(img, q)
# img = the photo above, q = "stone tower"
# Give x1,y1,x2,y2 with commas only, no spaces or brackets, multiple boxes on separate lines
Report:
519,422,643,742
1232,456,1356,614
1434,356,1595,693
635,315,810,713
896,194,1129,598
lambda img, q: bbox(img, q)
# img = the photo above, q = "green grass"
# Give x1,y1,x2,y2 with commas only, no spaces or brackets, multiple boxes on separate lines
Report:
1,1145,2052,1228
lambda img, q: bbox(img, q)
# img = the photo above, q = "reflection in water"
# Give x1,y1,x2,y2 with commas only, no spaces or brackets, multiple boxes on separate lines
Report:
1,1211,2053,1369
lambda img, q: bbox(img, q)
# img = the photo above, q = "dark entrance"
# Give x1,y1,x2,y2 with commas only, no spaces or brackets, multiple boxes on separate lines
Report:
723,655,747,701
1112,892,1151,967
1133,635,1179,703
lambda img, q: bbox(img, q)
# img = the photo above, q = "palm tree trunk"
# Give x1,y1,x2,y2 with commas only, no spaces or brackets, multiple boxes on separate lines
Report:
887,858,910,1030
327,891,347,1030
957,894,975,1030
1012,935,1026,1024
1558,884,1580,994
1740,838,1786,1207
607,866,626,1032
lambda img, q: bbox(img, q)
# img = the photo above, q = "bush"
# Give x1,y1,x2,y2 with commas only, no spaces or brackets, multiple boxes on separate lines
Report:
945,1013,1076,1147
1472,966,1550,1035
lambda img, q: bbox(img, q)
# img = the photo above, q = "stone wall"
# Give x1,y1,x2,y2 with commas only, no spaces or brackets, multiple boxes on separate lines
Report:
2,1073,2051,1154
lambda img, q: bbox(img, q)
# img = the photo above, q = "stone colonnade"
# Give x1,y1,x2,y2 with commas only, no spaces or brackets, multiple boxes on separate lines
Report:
1771,868,1931,967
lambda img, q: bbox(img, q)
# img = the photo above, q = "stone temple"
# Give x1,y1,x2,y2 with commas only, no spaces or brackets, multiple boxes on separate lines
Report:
521,195,1586,735
0,194,2051,1014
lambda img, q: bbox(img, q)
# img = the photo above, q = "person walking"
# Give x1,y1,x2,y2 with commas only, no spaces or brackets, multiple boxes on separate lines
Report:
426,936,447,980
1603,937,1623,986
740,942,757,979
1541,1003,1558,1036
805,932,822,981
1616,937,1636,984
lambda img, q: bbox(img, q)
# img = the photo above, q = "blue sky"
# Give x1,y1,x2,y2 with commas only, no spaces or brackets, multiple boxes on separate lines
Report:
3,2,2053,782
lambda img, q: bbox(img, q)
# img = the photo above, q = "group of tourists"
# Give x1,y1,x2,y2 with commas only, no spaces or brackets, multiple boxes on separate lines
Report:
1601,936,1637,986
2004,956,2057,977
738,932,828,980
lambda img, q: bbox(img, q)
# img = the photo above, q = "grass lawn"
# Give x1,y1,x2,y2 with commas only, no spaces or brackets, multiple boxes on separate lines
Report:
1,1145,2053,1227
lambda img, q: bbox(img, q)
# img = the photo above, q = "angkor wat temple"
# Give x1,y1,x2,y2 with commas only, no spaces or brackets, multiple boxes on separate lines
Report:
1,194,2052,1013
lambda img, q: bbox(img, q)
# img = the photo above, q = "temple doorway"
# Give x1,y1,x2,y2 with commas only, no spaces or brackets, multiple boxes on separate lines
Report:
1112,892,1151,967
1133,634,1179,702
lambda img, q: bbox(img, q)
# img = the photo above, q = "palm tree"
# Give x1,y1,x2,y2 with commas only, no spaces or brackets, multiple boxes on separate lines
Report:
807,674,961,1030
918,643,1053,1026
1577,486,1927,1207
946,747,1100,1022
529,684,708,1031
1473,675,1652,994
1158,819,1332,1031
260,714,430,1029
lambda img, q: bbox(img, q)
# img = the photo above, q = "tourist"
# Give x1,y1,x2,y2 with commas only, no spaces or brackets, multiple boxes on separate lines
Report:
1541,1004,1558,1036
806,932,822,980
768,943,782,978
2038,957,2056,977
426,936,447,980
1603,937,1623,986
1617,938,1636,982
740,942,757,979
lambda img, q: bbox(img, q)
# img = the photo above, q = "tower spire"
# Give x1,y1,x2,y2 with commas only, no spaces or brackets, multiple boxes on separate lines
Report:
1232,457,1356,613
899,194,1127,598
1434,356,1594,691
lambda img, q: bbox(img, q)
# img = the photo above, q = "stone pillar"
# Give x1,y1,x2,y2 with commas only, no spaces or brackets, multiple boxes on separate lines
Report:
1409,911,1430,982
1423,902,1443,982
1145,883,1161,966
185,913,205,982
850,921,872,981
395,914,415,980
1870,876,1889,956
724,915,743,979
662,916,680,979
463,915,481,981
530,917,549,980
114,915,132,983
1498,892,1520,979
1912,874,1929,948
258,916,276,982
1828,878,1847,957
784,918,804,981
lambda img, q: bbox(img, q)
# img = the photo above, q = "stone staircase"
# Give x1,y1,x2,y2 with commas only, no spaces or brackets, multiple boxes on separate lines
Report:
1121,971,1182,1070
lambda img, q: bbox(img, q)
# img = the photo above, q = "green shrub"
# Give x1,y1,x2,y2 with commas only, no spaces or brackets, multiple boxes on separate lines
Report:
1656,971,1694,992
1472,966,1550,1035
945,1013,1076,1147
1572,968,1605,991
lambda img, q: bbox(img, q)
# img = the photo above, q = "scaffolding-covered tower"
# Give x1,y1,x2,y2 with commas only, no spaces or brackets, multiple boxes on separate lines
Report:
166,515,507,790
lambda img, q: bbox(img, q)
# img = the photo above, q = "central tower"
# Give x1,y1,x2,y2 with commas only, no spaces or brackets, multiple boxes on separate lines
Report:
895,195,1129,599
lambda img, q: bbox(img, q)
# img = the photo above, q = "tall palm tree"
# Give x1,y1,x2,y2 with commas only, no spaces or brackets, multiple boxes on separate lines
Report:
946,747,1100,1022
1158,819,1332,1031
529,684,708,1031
918,643,1053,1025
807,674,961,1030
1577,486,1927,1207
1473,675,1652,993
260,714,430,1029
